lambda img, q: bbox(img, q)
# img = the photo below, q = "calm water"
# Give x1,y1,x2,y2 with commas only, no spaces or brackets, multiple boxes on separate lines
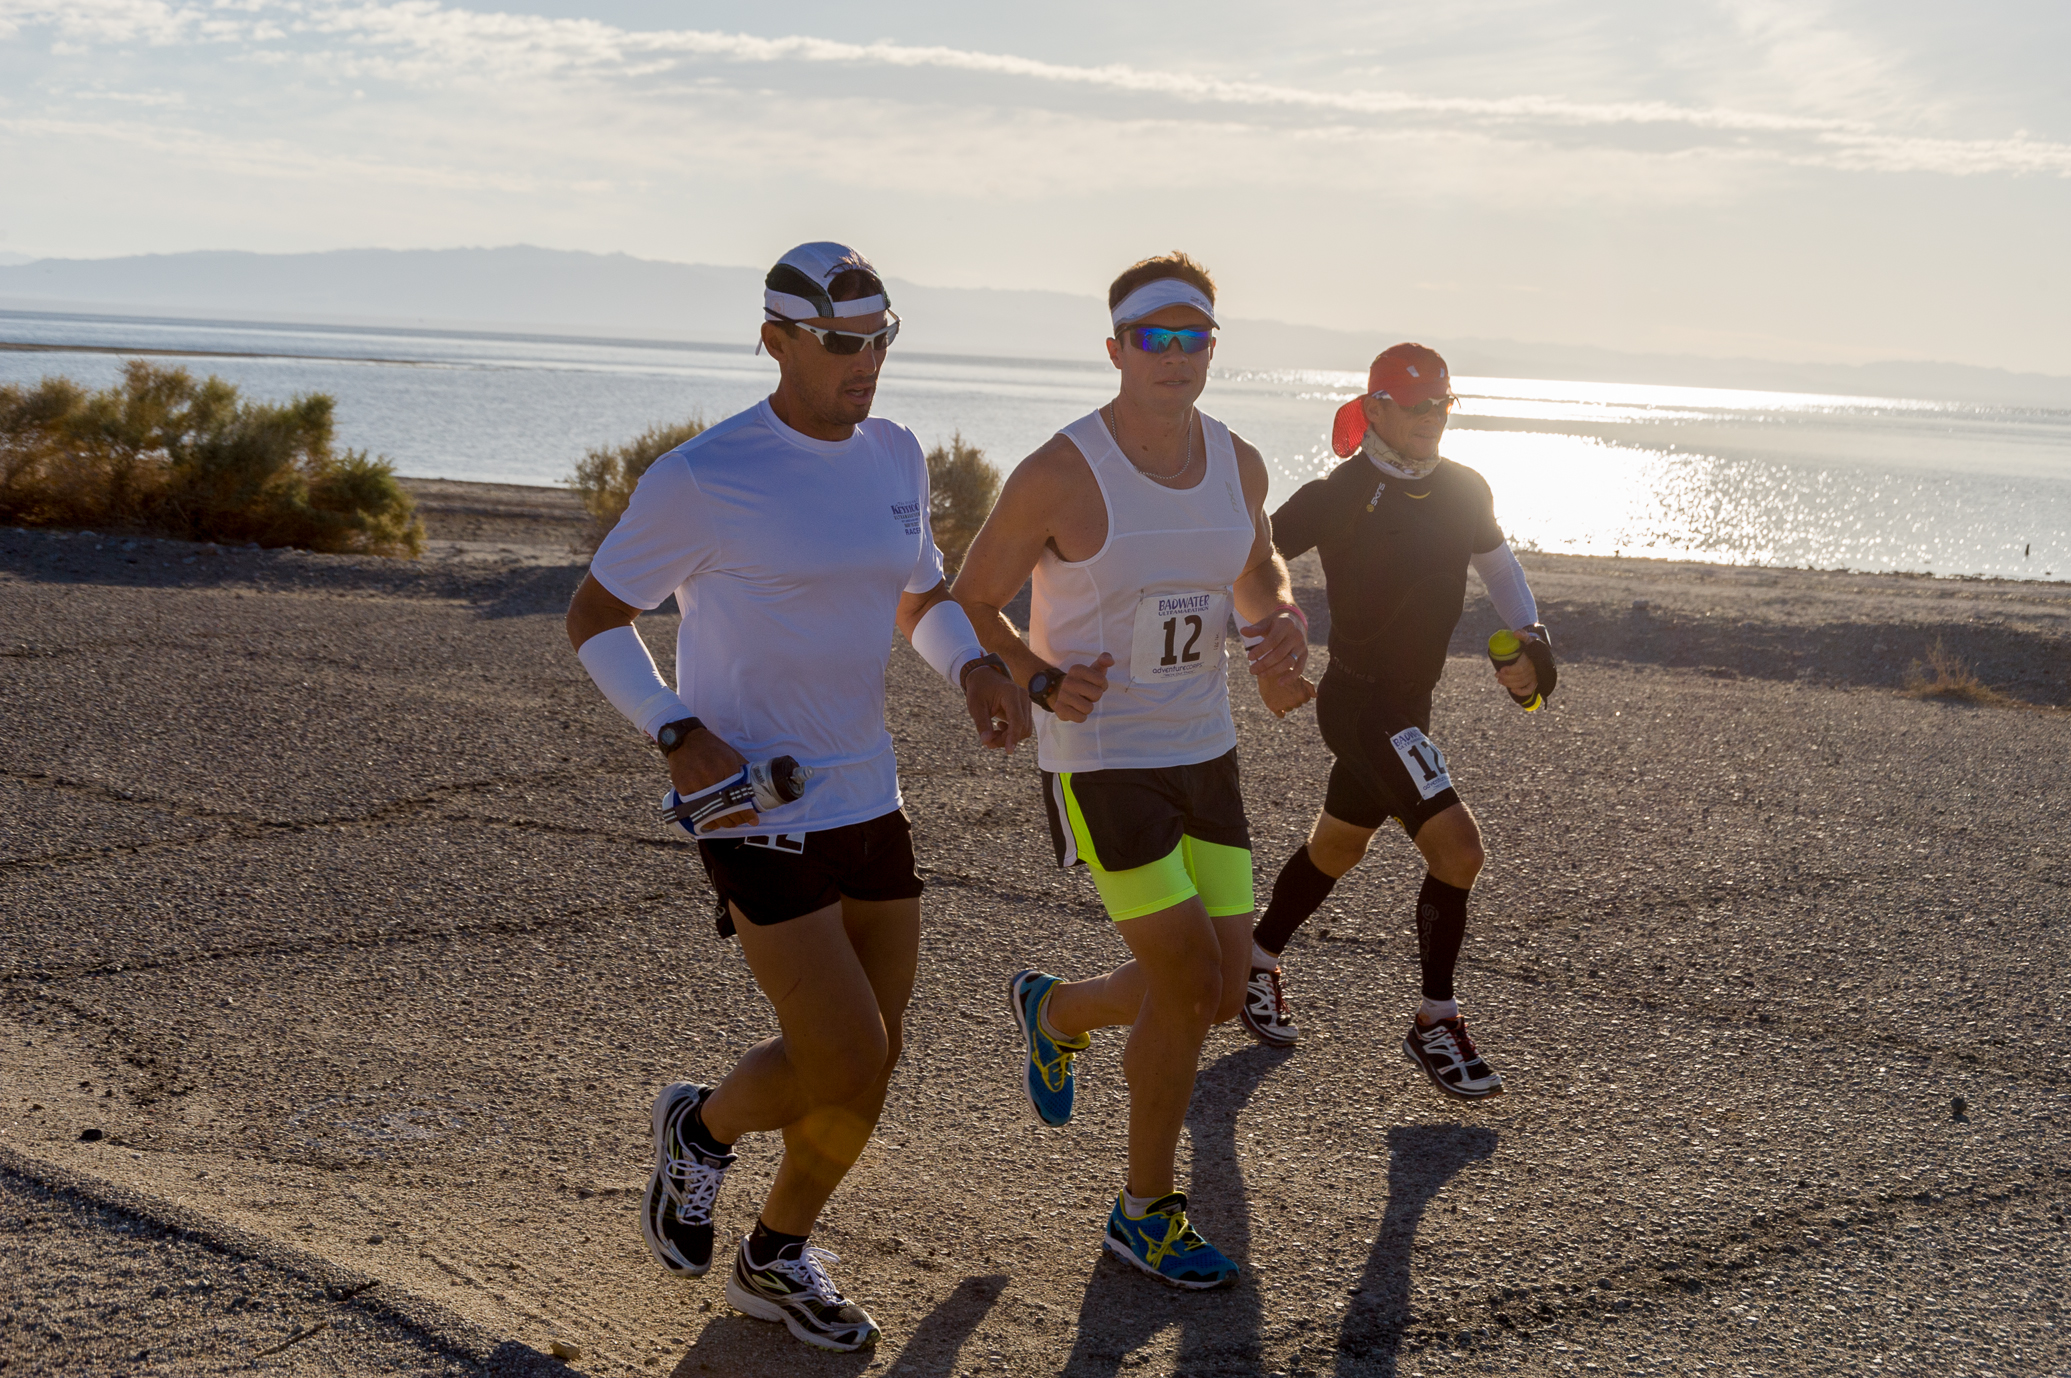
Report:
4,309,2067,580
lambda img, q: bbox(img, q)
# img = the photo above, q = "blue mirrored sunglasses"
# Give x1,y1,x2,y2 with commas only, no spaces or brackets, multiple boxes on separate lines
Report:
1121,326,1215,354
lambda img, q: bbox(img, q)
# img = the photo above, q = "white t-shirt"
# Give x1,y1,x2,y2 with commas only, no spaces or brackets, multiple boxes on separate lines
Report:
588,399,945,837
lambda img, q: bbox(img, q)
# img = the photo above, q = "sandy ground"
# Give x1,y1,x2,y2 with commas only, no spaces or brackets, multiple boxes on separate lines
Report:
2,481,2068,1377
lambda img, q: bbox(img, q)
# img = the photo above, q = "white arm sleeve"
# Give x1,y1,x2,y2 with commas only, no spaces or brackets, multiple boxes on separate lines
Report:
576,624,691,738
1469,541,1539,630
908,597,986,691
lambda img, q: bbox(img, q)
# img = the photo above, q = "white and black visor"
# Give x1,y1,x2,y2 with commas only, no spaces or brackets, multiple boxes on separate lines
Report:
764,241,890,321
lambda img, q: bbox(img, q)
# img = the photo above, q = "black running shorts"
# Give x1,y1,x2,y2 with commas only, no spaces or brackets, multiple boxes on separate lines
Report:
1315,669,1462,838
696,809,923,936
1042,748,1253,874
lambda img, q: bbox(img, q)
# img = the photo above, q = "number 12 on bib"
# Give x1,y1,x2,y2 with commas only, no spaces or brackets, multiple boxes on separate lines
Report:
1130,590,1231,685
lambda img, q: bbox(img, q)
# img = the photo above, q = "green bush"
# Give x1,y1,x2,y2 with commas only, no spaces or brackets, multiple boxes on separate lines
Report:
926,431,1000,576
568,416,708,548
0,361,422,556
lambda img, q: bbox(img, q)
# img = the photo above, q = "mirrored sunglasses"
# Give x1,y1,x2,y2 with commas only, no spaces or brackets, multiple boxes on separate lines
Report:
776,311,901,355
1377,392,1458,417
1121,326,1215,355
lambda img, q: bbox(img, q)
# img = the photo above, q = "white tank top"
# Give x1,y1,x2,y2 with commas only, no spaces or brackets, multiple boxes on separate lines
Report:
1030,409,1258,773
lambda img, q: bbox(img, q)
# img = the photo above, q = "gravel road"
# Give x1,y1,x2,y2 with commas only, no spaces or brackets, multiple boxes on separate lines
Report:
1,489,2066,1377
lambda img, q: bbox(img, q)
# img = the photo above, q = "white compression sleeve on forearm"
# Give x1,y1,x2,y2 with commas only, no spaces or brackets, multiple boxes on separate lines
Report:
908,597,986,691
1470,542,1539,630
576,624,690,738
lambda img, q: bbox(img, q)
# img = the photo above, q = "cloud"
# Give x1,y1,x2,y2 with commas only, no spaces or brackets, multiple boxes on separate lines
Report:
6,0,2066,178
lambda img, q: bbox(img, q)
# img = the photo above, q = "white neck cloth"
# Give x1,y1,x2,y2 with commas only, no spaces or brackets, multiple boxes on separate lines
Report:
1363,435,1443,481
1111,278,1218,329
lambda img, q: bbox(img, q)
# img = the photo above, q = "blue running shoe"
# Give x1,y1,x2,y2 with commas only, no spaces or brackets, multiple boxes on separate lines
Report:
1007,968,1088,1127
1104,1192,1239,1290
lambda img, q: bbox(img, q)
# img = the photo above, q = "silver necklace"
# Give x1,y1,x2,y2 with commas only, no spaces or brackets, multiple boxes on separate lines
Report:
1102,403,1195,482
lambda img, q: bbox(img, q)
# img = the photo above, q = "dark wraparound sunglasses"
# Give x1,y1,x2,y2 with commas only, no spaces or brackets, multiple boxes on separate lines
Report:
773,311,901,355
1120,326,1216,354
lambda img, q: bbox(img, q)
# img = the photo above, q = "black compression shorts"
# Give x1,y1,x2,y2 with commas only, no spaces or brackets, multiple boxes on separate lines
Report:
1041,748,1252,873
696,809,923,937
1315,668,1461,838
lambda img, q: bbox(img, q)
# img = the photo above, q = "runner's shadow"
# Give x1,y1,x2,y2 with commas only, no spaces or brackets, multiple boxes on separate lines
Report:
1057,1040,1291,1377
884,1273,1011,1376
675,1271,1005,1377
1335,1123,1499,1375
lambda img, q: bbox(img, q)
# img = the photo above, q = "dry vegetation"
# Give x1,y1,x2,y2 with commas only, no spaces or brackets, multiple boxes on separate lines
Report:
1902,639,2014,706
566,415,710,548
0,361,422,556
925,430,999,576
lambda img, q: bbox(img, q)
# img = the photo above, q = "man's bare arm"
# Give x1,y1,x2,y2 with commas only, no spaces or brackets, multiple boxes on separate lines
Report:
950,439,1074,685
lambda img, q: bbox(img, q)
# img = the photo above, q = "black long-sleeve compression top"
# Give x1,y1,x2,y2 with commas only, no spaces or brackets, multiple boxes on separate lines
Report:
1271,454,1506,702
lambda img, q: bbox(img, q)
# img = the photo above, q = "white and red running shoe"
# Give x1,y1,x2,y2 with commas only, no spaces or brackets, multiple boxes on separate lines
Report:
1402,1015,1505,1099
1238,965,1298,1048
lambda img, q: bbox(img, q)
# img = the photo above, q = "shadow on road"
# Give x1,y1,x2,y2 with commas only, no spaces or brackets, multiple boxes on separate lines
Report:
1336,1122,1499,1375
885,1273,1012,1375
1056,1041,1291,1377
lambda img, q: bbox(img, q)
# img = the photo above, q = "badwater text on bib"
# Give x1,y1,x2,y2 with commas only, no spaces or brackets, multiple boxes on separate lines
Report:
1130,589,1230,685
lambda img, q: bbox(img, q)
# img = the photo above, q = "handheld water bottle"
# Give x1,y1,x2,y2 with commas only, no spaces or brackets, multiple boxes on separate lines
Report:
1487,628,1553,711
659,756,812,835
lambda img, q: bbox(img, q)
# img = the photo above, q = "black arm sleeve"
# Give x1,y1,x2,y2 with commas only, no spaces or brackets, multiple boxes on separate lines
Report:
1269,479,1333,561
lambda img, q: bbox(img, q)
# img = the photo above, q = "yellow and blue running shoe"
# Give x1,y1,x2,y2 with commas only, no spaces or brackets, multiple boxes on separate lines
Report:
1007,968,1088,1127
1104,1191,1239,1290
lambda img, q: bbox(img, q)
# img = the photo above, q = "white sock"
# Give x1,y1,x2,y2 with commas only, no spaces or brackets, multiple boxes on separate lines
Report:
1419,996,1460,1024
1251,941,1280,971
1036,990,1070,1044
1121,1187,1165,1217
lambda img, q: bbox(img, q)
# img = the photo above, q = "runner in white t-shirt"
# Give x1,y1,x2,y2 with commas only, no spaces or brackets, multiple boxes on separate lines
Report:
952,253,1310,1290
565,242,1028,1354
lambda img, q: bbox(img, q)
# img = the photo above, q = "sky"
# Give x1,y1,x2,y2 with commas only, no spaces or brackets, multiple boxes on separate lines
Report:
2,1,2069,374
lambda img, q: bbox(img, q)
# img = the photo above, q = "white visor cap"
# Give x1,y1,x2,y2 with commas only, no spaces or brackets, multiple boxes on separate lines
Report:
764,241,889,321
1110,278,1218,329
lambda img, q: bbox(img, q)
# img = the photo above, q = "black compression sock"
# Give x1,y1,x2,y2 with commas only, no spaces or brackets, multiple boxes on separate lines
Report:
686,1103,733,1157
1253,845,1340,955
1415,873,1471,1001
746,1219,810,1267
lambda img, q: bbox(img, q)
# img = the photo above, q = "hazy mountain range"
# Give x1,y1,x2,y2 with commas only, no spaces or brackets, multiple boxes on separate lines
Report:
4,246,2068,408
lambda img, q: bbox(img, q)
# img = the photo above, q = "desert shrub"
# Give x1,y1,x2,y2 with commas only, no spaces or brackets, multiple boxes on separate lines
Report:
1901,639,2011,706
0,361,422,556
568,416,708,547
926,431,1000,576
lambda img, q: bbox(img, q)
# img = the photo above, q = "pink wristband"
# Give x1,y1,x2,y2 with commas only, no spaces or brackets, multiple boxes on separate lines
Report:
1272,601,1309,634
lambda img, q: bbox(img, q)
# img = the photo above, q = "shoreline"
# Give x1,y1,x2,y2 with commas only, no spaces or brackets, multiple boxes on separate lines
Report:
384,474,2068,590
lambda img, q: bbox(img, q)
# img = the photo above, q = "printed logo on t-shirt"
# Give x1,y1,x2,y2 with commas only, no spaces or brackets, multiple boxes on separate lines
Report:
891,499,922,536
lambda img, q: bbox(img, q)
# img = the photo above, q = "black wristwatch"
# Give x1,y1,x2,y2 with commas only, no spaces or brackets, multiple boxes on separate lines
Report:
1027,665,1067,713
655,717,706,756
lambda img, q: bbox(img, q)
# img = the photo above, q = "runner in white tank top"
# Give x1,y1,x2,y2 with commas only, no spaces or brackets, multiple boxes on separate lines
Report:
1029,407,1255,773
952,254,1312,1291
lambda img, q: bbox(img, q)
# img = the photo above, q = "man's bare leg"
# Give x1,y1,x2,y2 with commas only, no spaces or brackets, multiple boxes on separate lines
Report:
700,896,919,1234
1043,899,1252,1198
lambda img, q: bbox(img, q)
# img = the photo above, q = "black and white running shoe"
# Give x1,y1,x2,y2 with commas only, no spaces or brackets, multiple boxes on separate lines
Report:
642,1082,735,1276
724,1239,881,1352
1238,964,1298,1048
1402,1015,1506,1100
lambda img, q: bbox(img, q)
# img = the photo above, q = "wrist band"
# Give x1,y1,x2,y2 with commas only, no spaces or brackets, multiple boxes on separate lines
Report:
1272,601,1309,634
909,598,986,692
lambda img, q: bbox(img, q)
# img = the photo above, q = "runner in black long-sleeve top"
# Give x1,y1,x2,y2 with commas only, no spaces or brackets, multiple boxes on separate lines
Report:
1241,343,1548,1101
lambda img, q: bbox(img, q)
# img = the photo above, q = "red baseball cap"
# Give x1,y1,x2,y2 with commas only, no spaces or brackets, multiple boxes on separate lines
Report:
1331,343,1452,457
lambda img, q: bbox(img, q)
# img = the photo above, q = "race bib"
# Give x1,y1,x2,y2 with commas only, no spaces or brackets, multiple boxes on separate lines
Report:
1130,589,1229,685
1389,727,1453,800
